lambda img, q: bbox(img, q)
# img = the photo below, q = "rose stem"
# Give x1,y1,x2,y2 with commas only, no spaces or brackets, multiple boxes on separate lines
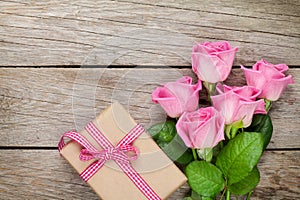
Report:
192,148,198,161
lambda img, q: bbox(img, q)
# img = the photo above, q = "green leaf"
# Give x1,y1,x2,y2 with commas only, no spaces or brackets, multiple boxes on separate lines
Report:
190,190,202,200
148,121,176,143
184,191,214,200
246,114,273,150
211,141,223,163
186,161,225,197
229,166,260,195
201,197,214,200
148,122,192,164
216,132,263,185
175,148,194,164
161,134,193,164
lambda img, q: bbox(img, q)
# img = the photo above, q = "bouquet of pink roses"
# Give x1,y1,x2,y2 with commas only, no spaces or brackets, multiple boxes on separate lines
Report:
149,41,294,200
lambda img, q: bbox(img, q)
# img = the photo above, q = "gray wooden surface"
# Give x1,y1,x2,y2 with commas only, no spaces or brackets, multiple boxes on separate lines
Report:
1,0,299,66
0,0,299,199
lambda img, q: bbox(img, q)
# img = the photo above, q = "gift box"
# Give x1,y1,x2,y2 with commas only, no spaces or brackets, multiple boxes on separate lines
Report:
59,102,187,200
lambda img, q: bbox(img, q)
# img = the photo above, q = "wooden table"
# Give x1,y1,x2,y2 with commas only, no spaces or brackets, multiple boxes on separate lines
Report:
0,1,299,199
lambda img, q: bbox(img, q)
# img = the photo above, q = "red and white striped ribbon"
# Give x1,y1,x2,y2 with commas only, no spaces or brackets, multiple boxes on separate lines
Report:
58,122,161,200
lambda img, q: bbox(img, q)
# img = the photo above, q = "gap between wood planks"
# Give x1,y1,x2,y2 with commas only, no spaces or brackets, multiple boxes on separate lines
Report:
0,65,300,68
1,146,300,151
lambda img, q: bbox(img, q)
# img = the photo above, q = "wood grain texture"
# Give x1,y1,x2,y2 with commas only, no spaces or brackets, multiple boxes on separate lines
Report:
0,68,299,148
0,150,298,199
0,0,299,66
1,1,299,199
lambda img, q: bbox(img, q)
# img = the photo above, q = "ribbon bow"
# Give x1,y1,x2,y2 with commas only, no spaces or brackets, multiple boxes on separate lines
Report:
79,145,139,164
58,121,161,200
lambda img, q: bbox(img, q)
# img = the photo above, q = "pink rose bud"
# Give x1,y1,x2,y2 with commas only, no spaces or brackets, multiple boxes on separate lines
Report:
242,59,294,101
211,90,267,128
152,76,202,118
216,83,262,101
192,41,238,83
176,107,225,149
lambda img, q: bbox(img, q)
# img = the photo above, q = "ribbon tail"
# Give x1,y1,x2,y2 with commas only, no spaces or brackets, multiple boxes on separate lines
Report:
80,160,105,182
116,161,161,200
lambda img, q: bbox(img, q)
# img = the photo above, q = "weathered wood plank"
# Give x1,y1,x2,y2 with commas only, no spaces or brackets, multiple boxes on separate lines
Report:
0,150,298,199
0,0,299,66
255,151,300,200
0,68,299,148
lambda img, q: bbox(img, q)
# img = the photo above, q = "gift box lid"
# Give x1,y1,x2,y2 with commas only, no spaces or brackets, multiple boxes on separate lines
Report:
60,102,187,200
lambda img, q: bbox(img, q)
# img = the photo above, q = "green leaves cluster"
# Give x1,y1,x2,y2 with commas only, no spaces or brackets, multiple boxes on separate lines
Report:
186,132,263,199
148,114,273,199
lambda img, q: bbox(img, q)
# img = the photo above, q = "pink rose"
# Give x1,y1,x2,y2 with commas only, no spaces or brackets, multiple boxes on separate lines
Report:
216,83,262,101
242,59,294,101
211,90,266,128
192,41,238,83
152,76,202,118
176,107,225,149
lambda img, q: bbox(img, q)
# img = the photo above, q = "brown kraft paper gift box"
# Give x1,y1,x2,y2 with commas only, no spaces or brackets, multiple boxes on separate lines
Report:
60,102,187,200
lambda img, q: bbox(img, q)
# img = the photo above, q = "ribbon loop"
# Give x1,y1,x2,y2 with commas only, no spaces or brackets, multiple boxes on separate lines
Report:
118,144,140,161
